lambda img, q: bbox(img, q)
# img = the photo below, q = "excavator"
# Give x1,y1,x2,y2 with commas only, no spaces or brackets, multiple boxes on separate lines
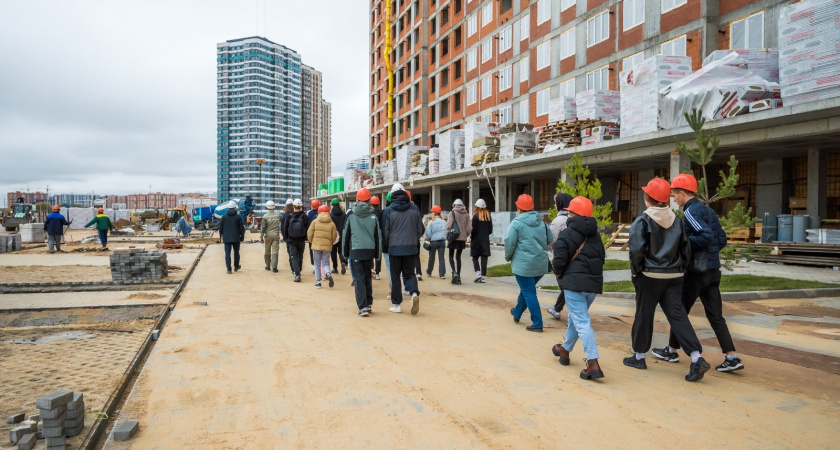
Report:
160,205,189,231
2,198,35,231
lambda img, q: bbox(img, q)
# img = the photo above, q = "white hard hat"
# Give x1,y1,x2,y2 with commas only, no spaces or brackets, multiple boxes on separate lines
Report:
475,199,486,208
293,199,303,207
453,199,464,206
390,183,404,193
265,201,275,210
286,199,293,205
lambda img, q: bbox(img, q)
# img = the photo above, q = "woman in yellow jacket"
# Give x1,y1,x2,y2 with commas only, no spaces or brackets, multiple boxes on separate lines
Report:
308,205,338,288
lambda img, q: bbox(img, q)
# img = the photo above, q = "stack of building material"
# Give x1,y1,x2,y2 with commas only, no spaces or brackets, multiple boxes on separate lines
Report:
8,417,37,447
500,130,538,159
344,169,374,191
471,136,502,165
779,0,840,106
396,145,425,180
110,248,168,281
438,129,465,173
18,223,45,243
620,55,692,138
428,147,440,175
659,53,780,129
581,122,620,145
0,234,22,253
499,122,534,133
548,97,577,123
703,48,780,82
807,229,840,245
538,119,599,152
410,149,429,176
575,90,621,123
464,122,499,168
37,390,73,448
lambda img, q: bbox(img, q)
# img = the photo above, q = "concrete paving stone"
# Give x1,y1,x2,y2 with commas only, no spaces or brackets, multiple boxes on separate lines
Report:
35,390,73,410
113,420,139,441
19,421,37,432
35,432,43,440
45,435,66,447
16,433,36,450
41,413,66,428
65,423,84,438
41,426,65,438
66,392,84,409
5,413,24,424
66,406,84,420
64,416,83,429
37,405,66,420
27,414,39,422
10,426,29,444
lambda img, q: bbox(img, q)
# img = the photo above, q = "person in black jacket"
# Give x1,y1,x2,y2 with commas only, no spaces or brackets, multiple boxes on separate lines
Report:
283,199,310,282
549,197,605,381
653,173,744,373
219,207,245,274
330,198,348,275
280,199,294,273
44,205,70,253
470,199,493,283
626,178,710,382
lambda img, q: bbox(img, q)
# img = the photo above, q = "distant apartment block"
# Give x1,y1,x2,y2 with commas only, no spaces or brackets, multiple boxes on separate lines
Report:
103,193,178,210
6,191,49,207
52,194,98,207
301,65,332,200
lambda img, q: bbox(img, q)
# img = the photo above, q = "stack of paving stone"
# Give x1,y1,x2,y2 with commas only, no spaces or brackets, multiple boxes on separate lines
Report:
7,413,37,449
109,248,168,281
0,233,22,254
37,390,84,448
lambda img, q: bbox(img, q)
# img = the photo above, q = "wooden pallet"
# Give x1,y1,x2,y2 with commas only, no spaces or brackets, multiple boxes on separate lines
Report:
606,224,630,250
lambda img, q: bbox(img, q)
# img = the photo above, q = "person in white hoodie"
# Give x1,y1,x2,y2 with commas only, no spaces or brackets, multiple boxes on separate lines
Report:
625,178,711,382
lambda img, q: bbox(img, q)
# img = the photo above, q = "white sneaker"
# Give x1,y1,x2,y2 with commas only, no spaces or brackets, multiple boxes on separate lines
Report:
357,309,369,317
402,290,409,295
374,273,380,280
389,304,402,313
410,293,419,315
479,276,486,283
474,271,482,283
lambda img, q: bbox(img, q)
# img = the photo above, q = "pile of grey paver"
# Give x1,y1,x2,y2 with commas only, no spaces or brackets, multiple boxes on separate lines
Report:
8,390,85,449
109,248,168,281
0,234,22,254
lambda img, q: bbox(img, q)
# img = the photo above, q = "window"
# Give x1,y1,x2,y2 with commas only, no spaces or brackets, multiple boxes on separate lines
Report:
559,78,575,98
661,0,687,13
520,13,530,40
499,106,512,125
519,98,529,122
499,65,512,91
623,0,645,31
538,0,551,24
660,34,686,56
731,11,764,49
482,2,493,27
520,55,530,81
481,76,492,99
536,89,551,116
467,14,477,36
537,41,551,69
586,65,609,90
482,40,493,62
587,10,609,46
454,59,462,79
561,0,575,11
499,26,512,53
481,114,492,123
623,52,645,71
454,92,461,111
467,83,477,104
560,27,575,59
467,48,477,70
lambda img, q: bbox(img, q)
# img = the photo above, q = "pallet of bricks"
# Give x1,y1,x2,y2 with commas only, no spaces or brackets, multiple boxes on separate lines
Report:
110,247,168,281
537,118,602,153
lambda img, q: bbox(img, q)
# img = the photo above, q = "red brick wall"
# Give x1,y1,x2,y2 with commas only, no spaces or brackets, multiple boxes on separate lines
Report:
661,0,701,34
720,0,765,16
686,29,703,71
618,0,644,51
560,4,576,25
588,0,609,8
717,23,730,50
586,8,616,65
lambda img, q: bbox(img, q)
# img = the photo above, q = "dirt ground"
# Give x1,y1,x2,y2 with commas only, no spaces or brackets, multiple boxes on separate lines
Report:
109,244,840,449
0,265,113,283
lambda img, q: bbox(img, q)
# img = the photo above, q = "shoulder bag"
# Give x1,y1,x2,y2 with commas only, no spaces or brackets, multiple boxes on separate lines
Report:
556,237,588,279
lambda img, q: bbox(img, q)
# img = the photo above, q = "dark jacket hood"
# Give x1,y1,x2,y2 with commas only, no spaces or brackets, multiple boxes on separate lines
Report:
330,205,345,218
354,201,374,218
390,191,411,211
555,193,573,211
567,216,598,238
226,209,237,216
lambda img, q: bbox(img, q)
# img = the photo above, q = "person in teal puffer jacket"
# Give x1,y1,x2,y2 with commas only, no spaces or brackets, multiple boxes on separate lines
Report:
505,194,552,332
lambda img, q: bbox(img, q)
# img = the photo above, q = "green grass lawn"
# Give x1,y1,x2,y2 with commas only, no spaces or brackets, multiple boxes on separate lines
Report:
537,275,839,293
487,259,630,277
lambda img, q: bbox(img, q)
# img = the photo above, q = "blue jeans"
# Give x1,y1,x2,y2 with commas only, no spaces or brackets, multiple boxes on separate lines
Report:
562,291,600,360
98,229,108,247
224,242,241,271
512,274,544,328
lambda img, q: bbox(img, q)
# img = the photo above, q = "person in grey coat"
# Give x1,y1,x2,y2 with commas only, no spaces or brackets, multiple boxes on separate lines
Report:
219,207,245,274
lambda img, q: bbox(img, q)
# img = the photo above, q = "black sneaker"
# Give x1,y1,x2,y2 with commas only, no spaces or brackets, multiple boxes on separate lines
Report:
686,357,711,381
272,268,278,273
327,275,334,288
341,262,347,274
525,326,543,332
510,308,519,323
234,265,241,272
716,357,744,372
623,356,647,370
294,275,301,282
652,347,680,363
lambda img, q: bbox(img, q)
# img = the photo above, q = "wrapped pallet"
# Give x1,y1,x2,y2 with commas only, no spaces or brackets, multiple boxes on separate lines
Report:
575,90,620,123
548,97,577,123
779,0,840,106
703,48,780,83
620,55,692,138
464,122,499,168
438,129,465,173
396,145,425,180
500,131,538,160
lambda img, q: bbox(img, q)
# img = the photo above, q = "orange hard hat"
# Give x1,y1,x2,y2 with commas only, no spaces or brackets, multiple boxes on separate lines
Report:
371,196,380,205
356,188,372,202
318,205,330,213
53,205,60,211
515,194,534,211
405,190,411,199
642,178,672,203
311,200,320,209
566,196,594,217
431,205,442,214
670,173,698,193
97,208,104,213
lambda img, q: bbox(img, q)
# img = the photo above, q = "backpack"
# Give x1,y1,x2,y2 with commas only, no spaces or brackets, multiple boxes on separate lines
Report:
288,213,306,239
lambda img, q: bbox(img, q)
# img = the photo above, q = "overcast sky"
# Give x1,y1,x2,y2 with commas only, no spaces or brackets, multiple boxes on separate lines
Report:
0,0,368,206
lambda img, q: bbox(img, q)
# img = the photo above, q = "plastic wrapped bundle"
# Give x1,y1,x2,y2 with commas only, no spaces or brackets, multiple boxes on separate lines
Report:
620,55,692,138
548,97,577,123
464,122,499,168
779,0,840,106
575,90,621,123
500,131,537,160
438,130,465,173
703,49,780,82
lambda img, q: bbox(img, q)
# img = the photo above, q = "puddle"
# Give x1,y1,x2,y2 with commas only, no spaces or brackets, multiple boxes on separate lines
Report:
7,331,98,345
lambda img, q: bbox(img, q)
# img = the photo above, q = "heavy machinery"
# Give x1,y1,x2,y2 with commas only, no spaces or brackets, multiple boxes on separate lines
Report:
192,204,221,230
161,205,189,231
2,198,35,231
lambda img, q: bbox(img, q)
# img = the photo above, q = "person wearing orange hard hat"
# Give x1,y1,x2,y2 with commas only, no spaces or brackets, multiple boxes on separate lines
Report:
370,196,383,280
626,177,711,382
660,173,743,373
423,205,447,279
341,187,382,316
505,194,553,332
44,205,70,253
85,207,115,251
307,203,338,289
550,196,606,381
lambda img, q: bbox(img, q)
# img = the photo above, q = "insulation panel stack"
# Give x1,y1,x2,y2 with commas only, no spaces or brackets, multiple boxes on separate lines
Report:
620,55,692,138
575,90,621,123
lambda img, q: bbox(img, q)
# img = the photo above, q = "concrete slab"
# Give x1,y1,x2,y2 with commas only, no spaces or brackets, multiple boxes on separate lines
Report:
0,290,174,311
0,249,201,267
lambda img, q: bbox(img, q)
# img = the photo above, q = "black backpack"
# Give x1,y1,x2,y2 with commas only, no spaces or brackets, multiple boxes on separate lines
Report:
288,213,306,239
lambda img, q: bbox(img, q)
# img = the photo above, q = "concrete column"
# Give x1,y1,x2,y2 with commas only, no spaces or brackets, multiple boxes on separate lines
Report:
638,169,655,214
756,158,783,217
807,148,828,220
560,167,576,189
670,152,691,209
468,179,480,213
495,176,508,212
431,184,442,207
643,0,661,40
700,1,720,60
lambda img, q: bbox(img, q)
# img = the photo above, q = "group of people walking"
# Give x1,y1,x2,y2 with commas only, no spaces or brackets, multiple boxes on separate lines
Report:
224,173,741,383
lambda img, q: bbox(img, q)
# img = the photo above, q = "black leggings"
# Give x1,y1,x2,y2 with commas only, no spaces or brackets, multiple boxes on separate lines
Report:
449,247,463,274
472,255,488,276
